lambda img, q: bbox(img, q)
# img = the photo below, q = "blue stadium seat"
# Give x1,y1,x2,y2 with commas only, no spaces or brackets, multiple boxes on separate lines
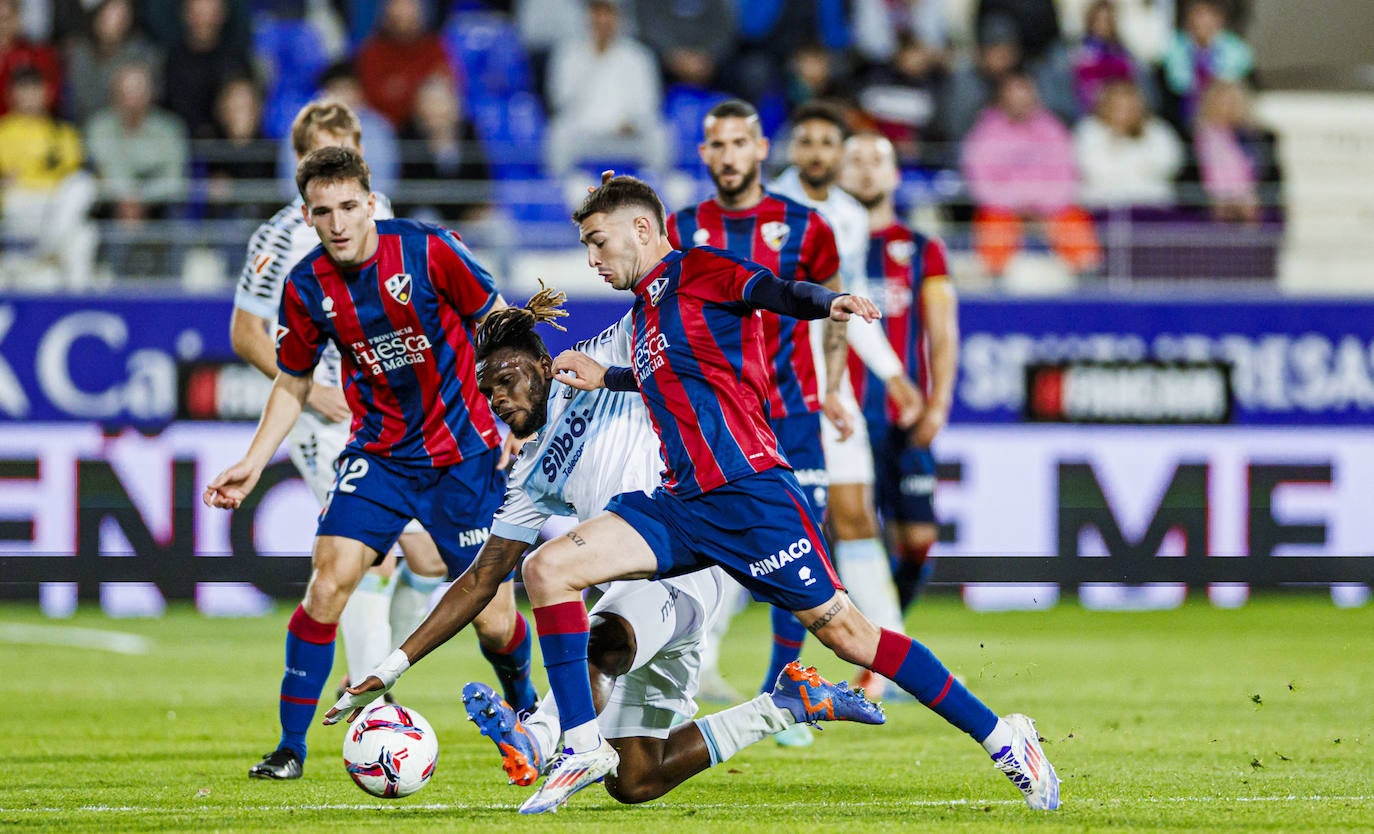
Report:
663,85,731,172
442,11,533,103
253,16,332,140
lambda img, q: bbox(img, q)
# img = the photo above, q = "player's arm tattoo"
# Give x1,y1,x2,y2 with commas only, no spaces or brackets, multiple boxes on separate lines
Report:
823,317,847,393
806,598,844,634
566,531,587,547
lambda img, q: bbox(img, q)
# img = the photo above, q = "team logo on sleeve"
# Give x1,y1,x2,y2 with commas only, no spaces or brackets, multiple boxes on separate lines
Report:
274,323,289,347
322,296,337,318
385,273,413,305
886,239,915,266
692,227,711,246
761,221,791,252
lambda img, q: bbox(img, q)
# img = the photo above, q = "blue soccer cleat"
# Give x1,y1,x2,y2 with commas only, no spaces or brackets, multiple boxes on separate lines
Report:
462,681,544,787
768,660,887,726
990,713,1061,810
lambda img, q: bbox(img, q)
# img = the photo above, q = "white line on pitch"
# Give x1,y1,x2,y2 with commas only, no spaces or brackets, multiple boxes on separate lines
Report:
0,622,152,655
5,796,1373,814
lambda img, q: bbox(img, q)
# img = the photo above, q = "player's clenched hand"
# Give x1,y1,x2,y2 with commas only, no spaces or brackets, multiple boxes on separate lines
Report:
203,460,262,509
322,676,391,725
831,294,881,323
552,350,607,390
912,402,948,447
307,383,350,423
886,374,924,429
822,390,854,441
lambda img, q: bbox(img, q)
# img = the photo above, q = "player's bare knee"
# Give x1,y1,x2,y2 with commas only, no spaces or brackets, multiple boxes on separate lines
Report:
603,772,663,805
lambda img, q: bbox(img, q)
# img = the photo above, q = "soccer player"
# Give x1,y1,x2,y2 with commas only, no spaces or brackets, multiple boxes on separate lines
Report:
205,146,533,780
670,100,916,732
771,101,914,696
324,288,883,804
841,132,958,615
517,174,1059,813
230,100,448,711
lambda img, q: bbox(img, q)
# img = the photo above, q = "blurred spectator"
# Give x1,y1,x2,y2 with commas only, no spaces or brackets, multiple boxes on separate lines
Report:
161,0,254,139
725,0,850,105
205,75,276,220
253,2,338,139
64,0,163,126
355,0,454,129
1072,0,1138,116
786,42,851,108
961,73,1100,276
398,73,490,223
1162,0,1252,127
632,0,736,90
513,0,586,103
856,31,945,163
1074,79,1182,208
276,59,399,198
0,66,97,288
851,0,947,64
977,0,1061,63
544,0,670,179
940,13,1074,143
134,0,251,54
86,60,189,223
0,0,61,115
1192,79,1259,223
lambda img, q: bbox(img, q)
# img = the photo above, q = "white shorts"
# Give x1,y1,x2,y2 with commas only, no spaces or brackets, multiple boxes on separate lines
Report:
592,568,726,740
289,411,422,535
821,380,874,486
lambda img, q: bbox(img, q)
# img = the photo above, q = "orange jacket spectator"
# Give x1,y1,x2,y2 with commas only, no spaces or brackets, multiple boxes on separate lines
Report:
356,0,455,129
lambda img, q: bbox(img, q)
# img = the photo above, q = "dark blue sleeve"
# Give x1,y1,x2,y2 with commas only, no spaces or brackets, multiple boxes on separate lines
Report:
742,270,844,320
603,366,638,391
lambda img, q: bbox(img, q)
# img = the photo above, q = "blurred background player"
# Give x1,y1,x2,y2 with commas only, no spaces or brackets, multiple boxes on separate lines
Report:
666,99,847,742
771,101,920,701
229,99,452,714
841,131,958,638
326,290,880,805
206,146,532,781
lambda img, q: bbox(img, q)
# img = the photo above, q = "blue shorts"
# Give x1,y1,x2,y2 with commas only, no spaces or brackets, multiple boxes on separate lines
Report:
869,420,937,525
605,467,844,612
770,412,828,516
317,447,506,578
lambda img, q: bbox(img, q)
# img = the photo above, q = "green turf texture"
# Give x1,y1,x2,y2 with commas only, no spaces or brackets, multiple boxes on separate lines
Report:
1,594,1371,833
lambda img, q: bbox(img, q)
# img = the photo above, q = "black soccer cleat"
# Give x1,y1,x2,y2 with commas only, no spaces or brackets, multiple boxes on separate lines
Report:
249,747,303,780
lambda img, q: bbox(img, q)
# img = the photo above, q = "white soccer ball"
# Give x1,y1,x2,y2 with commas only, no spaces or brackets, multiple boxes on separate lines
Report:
342,702,439,798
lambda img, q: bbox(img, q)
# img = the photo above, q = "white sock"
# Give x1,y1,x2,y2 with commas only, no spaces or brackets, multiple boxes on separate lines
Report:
340,572,393,680
561,720,602,754
521,690,561,763
694,693,795,766
833,538,905,633
389,562,445,650
981,717,1013,755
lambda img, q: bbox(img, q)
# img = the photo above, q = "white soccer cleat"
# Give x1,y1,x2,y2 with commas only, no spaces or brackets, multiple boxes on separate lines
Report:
990,714,1061,810
517,738,619,814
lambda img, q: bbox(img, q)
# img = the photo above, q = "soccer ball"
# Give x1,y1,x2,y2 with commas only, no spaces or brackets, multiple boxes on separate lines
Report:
342,702,439,798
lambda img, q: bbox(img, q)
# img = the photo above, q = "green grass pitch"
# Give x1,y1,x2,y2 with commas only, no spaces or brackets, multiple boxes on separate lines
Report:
1,593,1371,833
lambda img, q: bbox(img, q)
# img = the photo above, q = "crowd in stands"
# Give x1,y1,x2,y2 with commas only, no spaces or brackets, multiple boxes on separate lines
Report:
0,0,1280,286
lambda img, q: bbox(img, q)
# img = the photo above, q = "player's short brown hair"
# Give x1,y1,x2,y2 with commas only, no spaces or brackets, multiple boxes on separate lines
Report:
290,100,363,158
296,145,371,202
790,100,851,138
571,172,666,235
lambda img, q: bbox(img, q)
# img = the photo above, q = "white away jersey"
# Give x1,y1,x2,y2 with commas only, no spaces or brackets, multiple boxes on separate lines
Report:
771,167,869,294
232,193,394,387
491,312,665,543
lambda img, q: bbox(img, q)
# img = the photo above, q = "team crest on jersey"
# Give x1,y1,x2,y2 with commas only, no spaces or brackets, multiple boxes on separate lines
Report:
886,239,915,266
322,295,337,318
274,323,289,347
761,221,791,252
692,227,711,246
646,273,670,305
385,273,412,305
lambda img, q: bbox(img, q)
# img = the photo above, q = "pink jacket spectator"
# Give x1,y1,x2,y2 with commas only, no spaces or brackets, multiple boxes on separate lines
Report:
962,106,1080,216
1195,123,1255,202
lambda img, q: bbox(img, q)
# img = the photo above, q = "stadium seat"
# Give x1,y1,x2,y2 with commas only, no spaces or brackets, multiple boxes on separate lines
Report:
442,11,533,104
253,15,332,140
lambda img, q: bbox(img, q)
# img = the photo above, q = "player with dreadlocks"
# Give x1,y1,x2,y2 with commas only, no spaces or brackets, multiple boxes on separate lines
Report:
325,284,885,806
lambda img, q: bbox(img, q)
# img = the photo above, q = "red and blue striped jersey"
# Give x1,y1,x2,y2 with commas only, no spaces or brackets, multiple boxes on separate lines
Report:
667,194,840,420
628,246,790,497
849,223,950,425
275,218,502,467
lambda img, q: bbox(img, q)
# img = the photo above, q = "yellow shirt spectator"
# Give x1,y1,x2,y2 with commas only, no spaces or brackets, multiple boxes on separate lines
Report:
0,112,83,190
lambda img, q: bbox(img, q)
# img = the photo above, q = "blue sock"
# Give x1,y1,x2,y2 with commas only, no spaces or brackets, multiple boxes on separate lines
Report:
279,605,337,760
480,611,537,712
760,606,807,693
872,627,997,741
532,601,599,749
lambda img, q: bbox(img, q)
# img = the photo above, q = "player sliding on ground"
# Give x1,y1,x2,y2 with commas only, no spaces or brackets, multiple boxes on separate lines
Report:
324,285,885,804
519,173,1060,813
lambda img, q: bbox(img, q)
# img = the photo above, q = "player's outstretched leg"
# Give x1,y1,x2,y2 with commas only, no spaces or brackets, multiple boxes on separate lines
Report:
463,682,546,786
250,605,335,779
